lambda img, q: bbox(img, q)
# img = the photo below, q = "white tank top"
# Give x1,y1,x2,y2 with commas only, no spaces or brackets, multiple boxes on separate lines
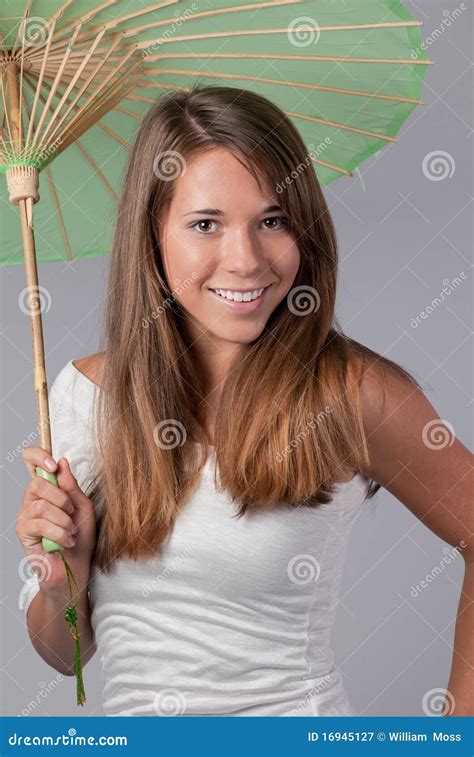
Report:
19,360,369,716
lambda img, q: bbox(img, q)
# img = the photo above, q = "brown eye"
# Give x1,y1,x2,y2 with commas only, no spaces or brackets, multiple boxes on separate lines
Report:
263,216,289,230
192,220,216,234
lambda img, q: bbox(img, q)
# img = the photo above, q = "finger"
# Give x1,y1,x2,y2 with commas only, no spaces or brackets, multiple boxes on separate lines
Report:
22,446,57,478
56,458,90,510
27,476,74,513
28,500,77,535
29,519,76,549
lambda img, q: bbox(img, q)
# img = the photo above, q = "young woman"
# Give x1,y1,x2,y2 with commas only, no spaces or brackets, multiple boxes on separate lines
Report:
16,86,472,717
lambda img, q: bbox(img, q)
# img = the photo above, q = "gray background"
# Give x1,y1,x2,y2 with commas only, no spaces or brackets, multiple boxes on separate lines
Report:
1,0,472,717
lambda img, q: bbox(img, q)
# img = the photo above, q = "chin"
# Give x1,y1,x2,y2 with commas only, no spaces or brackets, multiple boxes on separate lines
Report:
210,327,265,345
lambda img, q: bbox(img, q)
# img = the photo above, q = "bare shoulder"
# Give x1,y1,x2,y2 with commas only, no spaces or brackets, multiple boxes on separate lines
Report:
72,352,106,388
349,351,473,560
347,350,417,430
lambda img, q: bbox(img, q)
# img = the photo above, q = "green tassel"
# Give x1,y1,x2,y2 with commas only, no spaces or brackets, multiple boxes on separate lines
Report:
61,553,87,706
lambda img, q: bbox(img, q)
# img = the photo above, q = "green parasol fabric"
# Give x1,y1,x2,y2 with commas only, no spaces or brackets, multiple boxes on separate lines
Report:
1,0,432,266
1,0,432,707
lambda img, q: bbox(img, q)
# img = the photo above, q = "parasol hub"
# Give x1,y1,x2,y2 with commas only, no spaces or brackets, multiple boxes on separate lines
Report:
5,165,40,206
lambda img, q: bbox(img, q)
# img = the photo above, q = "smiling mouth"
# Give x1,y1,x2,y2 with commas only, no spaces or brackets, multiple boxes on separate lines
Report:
208,283,273,310
209,284,272,299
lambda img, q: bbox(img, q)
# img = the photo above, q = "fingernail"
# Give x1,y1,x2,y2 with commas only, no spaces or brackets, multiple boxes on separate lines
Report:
71,525,78,534
44,457,56,471
67,536,76,546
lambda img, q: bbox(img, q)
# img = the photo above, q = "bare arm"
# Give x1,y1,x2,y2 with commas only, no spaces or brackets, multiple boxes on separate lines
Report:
356,357,473,716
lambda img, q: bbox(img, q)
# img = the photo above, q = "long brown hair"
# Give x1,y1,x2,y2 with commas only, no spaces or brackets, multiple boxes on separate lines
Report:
87,85,421,574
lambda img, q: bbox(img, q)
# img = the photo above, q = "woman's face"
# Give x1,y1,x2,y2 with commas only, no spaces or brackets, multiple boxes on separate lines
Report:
158,148,301,351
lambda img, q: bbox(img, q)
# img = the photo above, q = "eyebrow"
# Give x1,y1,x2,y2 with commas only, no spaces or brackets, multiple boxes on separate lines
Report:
182,205,282,218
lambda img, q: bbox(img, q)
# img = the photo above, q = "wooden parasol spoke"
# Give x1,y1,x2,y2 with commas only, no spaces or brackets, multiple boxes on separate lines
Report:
27,0,177,58
34,27,108,154
59,71,143,152
30,22,85,150
136,19,426,50
75,139,119,202
18,0,76,58
44,0,302,52
46,45,141,148
25,16,57,150
21,70,123,195
43,33,130,148
9,0,34,59
145,67,424,104
146,51,435,65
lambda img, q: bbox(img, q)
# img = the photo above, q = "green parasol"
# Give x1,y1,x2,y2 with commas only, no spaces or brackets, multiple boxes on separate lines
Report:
1,0,432,706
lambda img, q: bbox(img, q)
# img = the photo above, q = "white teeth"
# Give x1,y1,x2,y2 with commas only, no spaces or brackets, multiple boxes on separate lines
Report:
214,287,265,302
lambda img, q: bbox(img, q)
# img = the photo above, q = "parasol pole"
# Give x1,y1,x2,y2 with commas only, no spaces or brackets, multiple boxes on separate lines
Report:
5,63,50,451
5,62,87,707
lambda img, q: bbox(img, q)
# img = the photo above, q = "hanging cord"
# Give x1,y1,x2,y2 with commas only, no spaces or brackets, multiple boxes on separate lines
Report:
58,552,87,706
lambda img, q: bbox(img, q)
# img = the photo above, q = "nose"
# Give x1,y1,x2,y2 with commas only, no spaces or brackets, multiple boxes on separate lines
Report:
219,226,266,277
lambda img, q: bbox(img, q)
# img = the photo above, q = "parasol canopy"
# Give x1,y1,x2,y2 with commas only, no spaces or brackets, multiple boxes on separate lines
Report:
1,0,433,265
